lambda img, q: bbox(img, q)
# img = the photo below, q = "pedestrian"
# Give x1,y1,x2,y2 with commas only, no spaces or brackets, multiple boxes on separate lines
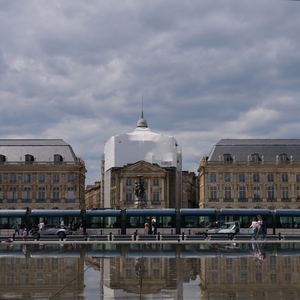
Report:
22,228,27,241
249,216,258,240
14,221,20,236
38,221,45,230
256,215,266,240
144,223,149,235
151,221,157,235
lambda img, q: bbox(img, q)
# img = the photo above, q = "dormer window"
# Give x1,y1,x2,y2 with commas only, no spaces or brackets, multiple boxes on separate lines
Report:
25,154,34,165
223,154,233,164
251,153,260,164
279,153,289,163
54,154,63,164
0,154,6,164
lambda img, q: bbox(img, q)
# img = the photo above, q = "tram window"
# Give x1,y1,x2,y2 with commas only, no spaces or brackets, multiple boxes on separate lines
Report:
10,217,23,229
293,217,300,228
128,216,143,228
104,216,119,228
159,216,174,227
184,216,197,227
278,217,293,228
0,217,8,229
239,216,251,228
89,217,103,228
199,216,211,228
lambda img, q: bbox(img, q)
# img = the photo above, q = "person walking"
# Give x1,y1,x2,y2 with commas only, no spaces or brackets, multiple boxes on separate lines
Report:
22,228,27,241
150,221,157,235
249,216,258,240
256,215,266,240
14,221,20,236
144,223,150,235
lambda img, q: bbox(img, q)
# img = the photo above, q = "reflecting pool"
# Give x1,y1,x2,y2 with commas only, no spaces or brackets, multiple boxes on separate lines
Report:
0,242,300,299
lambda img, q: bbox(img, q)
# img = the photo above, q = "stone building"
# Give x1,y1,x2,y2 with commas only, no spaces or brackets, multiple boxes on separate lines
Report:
85,181,101,209
182,171,197,208
198,139,300,209
0,139,86,210
101,114,183,209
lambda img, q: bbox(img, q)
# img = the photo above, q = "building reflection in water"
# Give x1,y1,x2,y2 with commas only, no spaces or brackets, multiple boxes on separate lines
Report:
0,242,300,299
0,243,85,299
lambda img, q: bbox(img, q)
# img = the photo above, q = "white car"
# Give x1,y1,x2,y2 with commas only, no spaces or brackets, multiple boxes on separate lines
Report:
31,224,70,239
206,221,240,240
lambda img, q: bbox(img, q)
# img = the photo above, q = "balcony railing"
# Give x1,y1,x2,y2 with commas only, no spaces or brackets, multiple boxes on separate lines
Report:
238,198,248,202
208,198,219,202
252,198,262,202
224,198,234,202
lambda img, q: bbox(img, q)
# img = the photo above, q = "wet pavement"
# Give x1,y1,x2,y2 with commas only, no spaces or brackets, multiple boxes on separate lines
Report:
0,242,300,299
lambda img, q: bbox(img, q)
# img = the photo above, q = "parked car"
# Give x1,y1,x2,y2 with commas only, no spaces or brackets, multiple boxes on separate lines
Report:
31,224,70,239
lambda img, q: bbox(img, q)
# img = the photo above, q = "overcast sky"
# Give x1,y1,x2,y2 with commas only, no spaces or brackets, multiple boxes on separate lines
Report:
1,0,299,185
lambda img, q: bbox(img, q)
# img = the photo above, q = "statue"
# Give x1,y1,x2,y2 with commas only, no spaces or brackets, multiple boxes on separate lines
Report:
134,175,146,208
135,178,145,199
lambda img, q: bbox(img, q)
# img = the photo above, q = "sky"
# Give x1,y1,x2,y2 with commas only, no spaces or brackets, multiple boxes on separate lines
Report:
0,0,300,186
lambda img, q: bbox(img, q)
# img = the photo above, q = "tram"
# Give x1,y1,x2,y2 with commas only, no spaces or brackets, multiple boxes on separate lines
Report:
2,208,300,236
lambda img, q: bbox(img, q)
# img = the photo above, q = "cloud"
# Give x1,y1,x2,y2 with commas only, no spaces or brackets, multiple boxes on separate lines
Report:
0,0,299,184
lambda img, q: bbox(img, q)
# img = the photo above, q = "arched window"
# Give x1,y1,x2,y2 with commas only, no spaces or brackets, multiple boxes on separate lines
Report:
251,153,260,164
54,154,63,164
25,154,34,164
223,153,233,164
279,153,289,163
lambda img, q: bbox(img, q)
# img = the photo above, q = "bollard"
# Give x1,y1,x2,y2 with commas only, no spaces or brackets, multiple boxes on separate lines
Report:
12,233,15,241
278,232,281,240
171,229,173,235
181,232,185,241
158,232,160,241
109,232,112,241
134,231,137,241
189,229,191,235
84,232,88,241
100,229,103,235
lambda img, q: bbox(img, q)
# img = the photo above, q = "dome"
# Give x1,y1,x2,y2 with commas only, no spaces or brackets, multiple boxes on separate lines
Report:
136,115,148,128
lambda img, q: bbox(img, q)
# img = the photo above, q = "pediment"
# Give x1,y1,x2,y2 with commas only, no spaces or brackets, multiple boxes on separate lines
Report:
123,160,163,172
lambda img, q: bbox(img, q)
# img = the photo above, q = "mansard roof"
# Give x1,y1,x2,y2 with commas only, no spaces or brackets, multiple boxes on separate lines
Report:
208,139,300,161
0,139,78,162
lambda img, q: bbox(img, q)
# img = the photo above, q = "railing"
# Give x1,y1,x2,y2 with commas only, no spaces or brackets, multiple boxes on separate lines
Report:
224,198,234,202
238,198,248,202
0,198,81,204
0,160,83,166
208,198,219,202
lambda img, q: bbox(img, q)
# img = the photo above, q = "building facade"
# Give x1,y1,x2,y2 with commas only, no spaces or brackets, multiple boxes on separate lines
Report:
85,181,101,209
0,139,86,210
198,139,300,209
108,160,178,209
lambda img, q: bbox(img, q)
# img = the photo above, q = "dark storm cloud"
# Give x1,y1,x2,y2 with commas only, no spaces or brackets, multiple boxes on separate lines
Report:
0,0,299,184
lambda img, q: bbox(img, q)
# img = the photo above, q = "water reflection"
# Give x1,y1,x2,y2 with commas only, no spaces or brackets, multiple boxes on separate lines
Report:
0,242,300,299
